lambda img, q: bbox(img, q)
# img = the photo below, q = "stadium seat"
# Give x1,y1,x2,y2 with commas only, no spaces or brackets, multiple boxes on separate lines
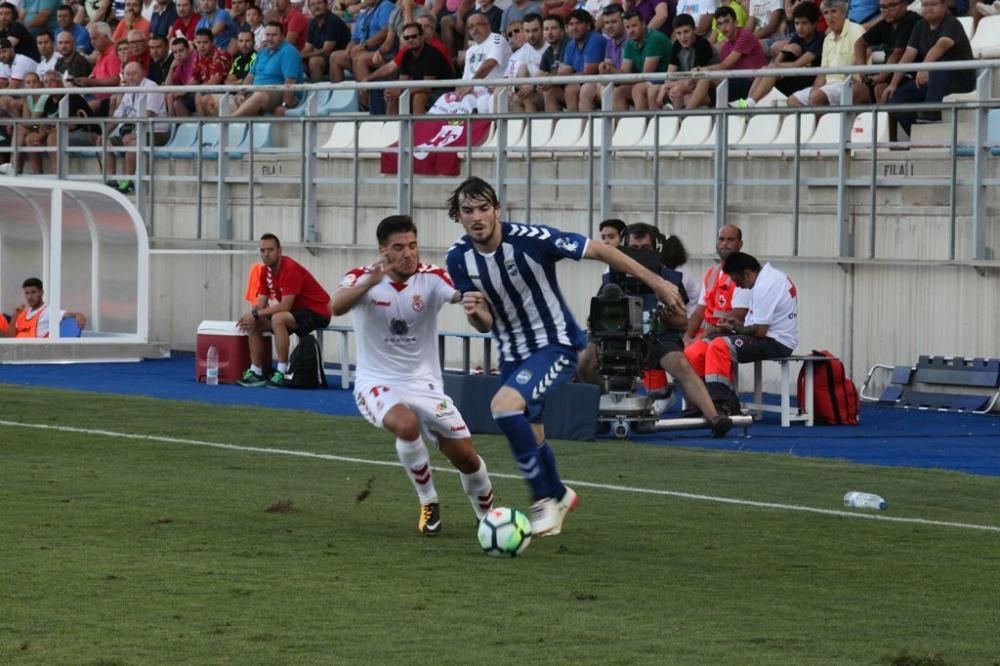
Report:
732,113,783,155
201,123,249,159
466,119,524,159
228,123,273,159
953,109,1000,156
757,113,817,157
658,115,714,157
850,111,890,153
756,87,788,107
319,88,360,114
59,316,82,338
325,121,389,158
958,15,974,40
316,122,356,158
284,89,334,117
154,122,201,159
610,117,648,149
634,116,681,155
508,118,553,159
971,16,1000,58
541,118,586,157
802,113,847,157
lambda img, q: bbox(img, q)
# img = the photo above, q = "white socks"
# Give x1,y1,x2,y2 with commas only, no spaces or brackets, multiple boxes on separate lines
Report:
460,456,494,520
395,436,438,504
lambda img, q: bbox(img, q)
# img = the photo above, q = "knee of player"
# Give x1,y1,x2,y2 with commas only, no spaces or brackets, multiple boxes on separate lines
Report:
490,388,525,417
390,414,422,441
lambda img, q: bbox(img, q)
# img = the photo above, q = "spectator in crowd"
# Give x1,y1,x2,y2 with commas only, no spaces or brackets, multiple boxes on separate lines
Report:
228,0,249,39
847,0,880,29
187,26,231,116
126,28,150,70
0,37,38,115
432,0,465,57
246,5,265,50
232,21,304,117
500,12,546,112
237,233,332,388
105,61,169,194
688,251,799,416
7,70,44,175
112,0,150,42
544,8,605,112
885,0,975,135
146,33,171,82
685,4,766,108
651,13,715,108
301,0,349,82
501,0,541,35
2,278,87,338
379,0,431,67
787,0,863,107
676,0,717,36
731,0,823,107
329,0,394,110
852,0,920,107
272,0,308,51
170,0,197,41
625,0,675,37
149,0,177,39
163,36,194,113
56,4,90,53
196,0,236,51
661,234,702,318
0,2,41,62
746,0,784,47
618,8,673,110
22,0,59,37
373,21,453,113
542,0,575,19
598,217,625,246
578,3,627,111
510,13,567,112
429,12,510,114
465,0,503,34
365,9,450,95
708,0,747,44
505,20,524,49
226,28,255,83
685,224,748,344
55,30,92,78
34,29,60,75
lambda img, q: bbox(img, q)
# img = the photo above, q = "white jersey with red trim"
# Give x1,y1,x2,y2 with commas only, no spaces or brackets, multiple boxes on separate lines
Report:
340,263,458,386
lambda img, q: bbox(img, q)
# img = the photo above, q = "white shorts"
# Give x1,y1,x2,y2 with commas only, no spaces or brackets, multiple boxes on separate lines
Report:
353,380,470,440
791,80,847,106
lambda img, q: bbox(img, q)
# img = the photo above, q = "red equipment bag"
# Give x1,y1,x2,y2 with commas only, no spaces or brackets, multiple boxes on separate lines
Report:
798,350,860,425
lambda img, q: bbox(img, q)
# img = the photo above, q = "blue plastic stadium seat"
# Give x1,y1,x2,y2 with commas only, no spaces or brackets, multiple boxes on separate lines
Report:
227,122,272,159
154,122,201,159
319,88,359,114
954,109,1000,157
59,316,82,338
285,89,334,117
201,123,248,159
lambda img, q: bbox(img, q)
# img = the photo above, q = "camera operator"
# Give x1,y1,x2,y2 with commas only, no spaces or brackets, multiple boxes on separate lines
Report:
580,223,733,438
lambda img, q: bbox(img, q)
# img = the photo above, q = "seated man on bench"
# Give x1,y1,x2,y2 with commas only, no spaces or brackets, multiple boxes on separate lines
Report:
3,277,88,338
686,252,799,414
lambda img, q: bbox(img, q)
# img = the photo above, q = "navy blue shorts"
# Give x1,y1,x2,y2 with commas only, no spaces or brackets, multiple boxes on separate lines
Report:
499,345,579,422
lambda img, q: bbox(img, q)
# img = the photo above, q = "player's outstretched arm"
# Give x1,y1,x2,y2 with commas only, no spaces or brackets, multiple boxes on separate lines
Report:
584,241,684,312
331,260,389,316
462,291,493,333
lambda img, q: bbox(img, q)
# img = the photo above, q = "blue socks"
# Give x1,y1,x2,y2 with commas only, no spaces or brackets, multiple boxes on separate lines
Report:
537,441,566,501
495,411,549,500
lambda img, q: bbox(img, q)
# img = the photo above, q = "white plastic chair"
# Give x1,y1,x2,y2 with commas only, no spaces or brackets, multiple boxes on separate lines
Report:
972,15,1000,58
733,113,783,156
541,118,587,157
758,113,817,157
508,118,553,159
635,116,681,156
658,115,714,157
850,111,890,154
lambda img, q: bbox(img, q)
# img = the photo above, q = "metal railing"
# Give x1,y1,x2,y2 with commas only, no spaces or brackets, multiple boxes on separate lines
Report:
2,60,998,263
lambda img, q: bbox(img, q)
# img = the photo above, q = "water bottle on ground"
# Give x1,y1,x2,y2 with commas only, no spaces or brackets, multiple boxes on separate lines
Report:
843,491,887,510
206,344,219,385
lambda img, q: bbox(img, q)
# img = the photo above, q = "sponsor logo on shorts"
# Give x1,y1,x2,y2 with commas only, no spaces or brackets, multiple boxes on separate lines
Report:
436,400,449,412
515,369,532,384
450,425,468,432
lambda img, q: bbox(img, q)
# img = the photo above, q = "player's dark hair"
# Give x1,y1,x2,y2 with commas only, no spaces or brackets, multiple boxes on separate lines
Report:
447,177,499,222
722,251,761,275
672,12,695,30
792,0,820,22
377,215,418,246
599,218,626,235
259,233,281,247
23,277,43,290
715,5,737,21
661,235,688,269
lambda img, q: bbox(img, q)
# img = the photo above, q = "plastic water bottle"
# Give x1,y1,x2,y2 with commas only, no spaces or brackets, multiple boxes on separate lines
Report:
843,491,887,511
206,344,219,386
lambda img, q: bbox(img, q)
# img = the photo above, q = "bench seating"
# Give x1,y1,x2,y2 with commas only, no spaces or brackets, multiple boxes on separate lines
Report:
860,356,1000,414
740,354,832,427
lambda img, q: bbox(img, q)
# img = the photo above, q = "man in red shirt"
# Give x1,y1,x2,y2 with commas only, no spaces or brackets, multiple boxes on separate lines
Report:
170,0,199,41
237,233,333,387
273,0,309,51
685,4,767,108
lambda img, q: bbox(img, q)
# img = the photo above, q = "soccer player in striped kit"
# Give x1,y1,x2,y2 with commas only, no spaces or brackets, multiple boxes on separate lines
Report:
445,177,684,536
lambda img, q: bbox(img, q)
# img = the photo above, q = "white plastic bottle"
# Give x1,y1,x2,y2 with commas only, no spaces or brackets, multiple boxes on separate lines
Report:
843,491,887,511
206,344,219,385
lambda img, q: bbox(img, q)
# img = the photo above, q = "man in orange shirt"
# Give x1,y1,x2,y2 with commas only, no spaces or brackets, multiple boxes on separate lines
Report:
3,277,88,338
237,233,333,387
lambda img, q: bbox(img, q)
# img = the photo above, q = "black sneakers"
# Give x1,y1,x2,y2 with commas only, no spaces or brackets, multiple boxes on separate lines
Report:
419,502,442,536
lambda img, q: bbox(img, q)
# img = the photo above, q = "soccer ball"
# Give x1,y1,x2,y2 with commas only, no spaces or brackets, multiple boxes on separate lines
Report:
477,507,532,557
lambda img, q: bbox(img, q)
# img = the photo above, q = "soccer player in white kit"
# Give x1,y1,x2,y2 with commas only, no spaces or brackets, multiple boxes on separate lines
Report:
331,215,495,536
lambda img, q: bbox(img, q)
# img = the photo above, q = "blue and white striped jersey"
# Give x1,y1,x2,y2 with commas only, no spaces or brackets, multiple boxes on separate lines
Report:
446,222,590,363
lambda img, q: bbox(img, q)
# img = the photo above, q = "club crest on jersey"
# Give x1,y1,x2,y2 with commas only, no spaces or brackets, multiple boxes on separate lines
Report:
504,259,519,277
412,294,424,312
390,318,409,335
554,237,579,254
515,369,533,384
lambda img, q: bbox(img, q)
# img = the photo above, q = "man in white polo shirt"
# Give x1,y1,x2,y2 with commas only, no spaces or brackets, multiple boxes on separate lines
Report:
694,251,799,414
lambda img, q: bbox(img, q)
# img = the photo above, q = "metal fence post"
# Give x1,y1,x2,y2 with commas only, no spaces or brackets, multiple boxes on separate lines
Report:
599,83,614,223
495,88,509,211
971,67,989,260
837,79,854,258
396,89,412,215
217,103,231,239
713,78,729,229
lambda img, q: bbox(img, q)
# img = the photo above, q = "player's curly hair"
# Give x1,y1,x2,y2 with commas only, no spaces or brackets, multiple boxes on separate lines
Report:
446,177,499,222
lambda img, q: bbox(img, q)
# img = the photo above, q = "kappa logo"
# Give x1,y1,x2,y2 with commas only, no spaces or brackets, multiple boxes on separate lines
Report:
412,294,424,312
554,237,579,254
515,369,533,384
